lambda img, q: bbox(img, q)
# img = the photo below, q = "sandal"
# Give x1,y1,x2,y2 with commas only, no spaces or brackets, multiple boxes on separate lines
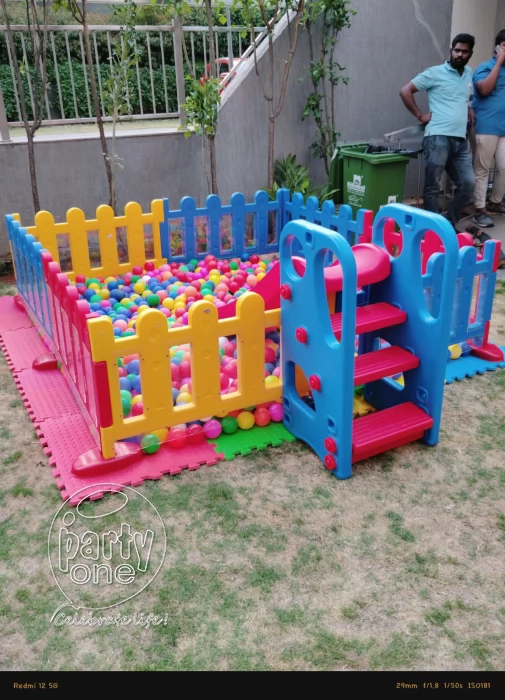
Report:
467,226,492,248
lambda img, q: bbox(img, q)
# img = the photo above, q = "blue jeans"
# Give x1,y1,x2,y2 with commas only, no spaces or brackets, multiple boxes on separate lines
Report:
423,135,475,231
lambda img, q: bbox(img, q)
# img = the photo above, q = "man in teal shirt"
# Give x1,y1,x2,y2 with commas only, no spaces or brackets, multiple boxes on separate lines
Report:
400,34,476,235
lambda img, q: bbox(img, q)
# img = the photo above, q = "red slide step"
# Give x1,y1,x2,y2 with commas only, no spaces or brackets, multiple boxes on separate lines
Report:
352,402,434,463
354,346,419,386
331,302,406,340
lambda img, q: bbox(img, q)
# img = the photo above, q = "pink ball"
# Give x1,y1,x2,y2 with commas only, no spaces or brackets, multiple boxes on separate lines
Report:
223,362,238,379
171,363,179,381
269,403,283,422
204,419,222,439
113,319,128,332
220,373,229,391
225,342,236,357
246,275,258,287
118,367,127,378
273,366,281,378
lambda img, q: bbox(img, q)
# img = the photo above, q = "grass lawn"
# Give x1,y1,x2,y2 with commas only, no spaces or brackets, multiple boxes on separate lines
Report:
0,280,504,671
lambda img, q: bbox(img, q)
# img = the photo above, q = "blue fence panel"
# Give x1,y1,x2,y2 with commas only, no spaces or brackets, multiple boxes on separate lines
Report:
423,240,499,346
6,215,52,338
161,189,283,263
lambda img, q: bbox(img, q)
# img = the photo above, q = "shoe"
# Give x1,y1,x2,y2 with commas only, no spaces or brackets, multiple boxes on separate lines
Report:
487,201,505,215
467,226,505,267
472,212,494,227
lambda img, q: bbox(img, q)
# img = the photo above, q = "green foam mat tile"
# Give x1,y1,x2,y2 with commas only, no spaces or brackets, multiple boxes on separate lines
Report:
212,422,296,460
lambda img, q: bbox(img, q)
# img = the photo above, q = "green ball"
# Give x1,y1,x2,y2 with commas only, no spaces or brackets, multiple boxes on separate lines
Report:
130,275,140,284
147,294,160,307
230,261,239,270
89,294,102,303
221,416,238,435
179,265,189,273
355,385,364,397
141,434,160,454
122,330,135,337
117,358,123,367
86,277,100,288
190,259,198,267
120,390,132,416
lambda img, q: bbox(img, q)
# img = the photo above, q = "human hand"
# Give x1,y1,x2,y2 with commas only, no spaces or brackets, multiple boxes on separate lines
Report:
468,107,476,127
497,45,505,65
418,112,432,125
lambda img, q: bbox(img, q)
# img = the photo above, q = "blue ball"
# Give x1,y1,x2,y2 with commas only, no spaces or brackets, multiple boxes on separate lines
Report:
110,289,126,301
113,327,123,337
119,377,132,391
84,289,96,301
131,375,142,393
107,280,118,291
172,387,179,404
90,302,101,311
127,359,140,375
265,362,275,373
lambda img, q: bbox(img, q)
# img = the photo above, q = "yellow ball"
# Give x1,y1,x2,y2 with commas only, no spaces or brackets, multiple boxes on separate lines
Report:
137,305,150,315
121,298,130,306
237,411,255,430
88,283,100,291
98,288,110,300
133,282,145,295
176,392,192,405
265,375,280,387
131,394,143,405
203,294,214,302
152,427,168,444
127,320,136,328
105,276,116,284
174,301,186,311
162,297,175,310
256,272,265,281
142,290,151,298
258,261,267,270
449,344,462,360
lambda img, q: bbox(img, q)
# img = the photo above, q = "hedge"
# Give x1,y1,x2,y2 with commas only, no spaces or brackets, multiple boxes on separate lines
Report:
0,60,205,121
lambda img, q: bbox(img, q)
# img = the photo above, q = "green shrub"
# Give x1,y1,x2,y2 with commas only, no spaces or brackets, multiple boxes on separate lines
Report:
0,64,48,121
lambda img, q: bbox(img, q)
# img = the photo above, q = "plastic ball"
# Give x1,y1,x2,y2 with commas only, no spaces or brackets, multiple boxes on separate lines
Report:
254,407,271,427
141,434,160,454
237,411,255,430
221,416,238,434
168,426,186,449
203,419,222,439
268,403,283,422
265,375,280,387
449,344,462,360
152,427,169,445
120,390,132,416
186,424,205,445
131,402,144,417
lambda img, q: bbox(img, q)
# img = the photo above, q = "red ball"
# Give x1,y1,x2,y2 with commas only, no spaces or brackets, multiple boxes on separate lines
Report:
132,266,143,275
176,271,187,282
175,308,186,318
195,293,203,301
254,407,271,427
229,282,239,294
221,264,230,273
131,402,144,416
129,305,138,314
205,254,216,264
76,274,86,284
250,254,260,264
168,426,186,449
144,261,155,272
265,347,276,363
220,373,229,391
186,424,205,445
171,363,179,381
207,260,217,271
225,342,236,357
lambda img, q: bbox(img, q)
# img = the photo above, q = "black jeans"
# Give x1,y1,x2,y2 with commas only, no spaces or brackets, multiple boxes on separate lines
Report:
423,135,475,230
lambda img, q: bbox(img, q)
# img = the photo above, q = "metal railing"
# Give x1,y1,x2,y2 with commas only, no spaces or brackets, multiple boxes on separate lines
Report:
0,18,266,139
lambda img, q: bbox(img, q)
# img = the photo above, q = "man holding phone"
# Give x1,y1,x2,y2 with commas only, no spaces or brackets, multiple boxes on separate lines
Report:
471,30,505,228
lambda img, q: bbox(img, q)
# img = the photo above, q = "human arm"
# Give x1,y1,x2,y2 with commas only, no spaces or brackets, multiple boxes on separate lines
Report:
399,82,432,124
468,105,476,126
474,49,505,96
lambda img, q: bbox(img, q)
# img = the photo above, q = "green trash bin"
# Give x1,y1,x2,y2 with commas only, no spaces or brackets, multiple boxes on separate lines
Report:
340,145,410,216
328,142,369,204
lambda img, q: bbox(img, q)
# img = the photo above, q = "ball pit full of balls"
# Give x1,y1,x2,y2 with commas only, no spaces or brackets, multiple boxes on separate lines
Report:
74,255,284,454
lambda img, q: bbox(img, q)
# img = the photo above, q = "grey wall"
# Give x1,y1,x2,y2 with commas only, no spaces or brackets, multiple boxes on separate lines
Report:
0,0,454,255
496,0,505,34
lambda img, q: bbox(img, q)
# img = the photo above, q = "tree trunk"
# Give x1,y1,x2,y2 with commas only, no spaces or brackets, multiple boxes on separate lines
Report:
26,132,40,212
203,0,216,78
268,116,275,190
81,1,114,211
307,21,328,176
208,133,218,195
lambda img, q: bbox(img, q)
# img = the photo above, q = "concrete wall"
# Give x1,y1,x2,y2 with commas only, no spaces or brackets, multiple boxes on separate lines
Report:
451,0,498,69
496,0,505,35
0,0,455,255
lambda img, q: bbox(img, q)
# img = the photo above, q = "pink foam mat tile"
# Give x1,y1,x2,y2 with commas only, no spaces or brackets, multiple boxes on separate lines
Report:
13,368,81,421
0,328,47,372
55,441,225,506
0,296,33,331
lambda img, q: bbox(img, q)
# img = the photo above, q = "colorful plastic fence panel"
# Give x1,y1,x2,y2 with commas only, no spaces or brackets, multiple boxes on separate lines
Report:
19,201,165,282
41,254,101,434
6,215,52,338
87,294,282,459
160,190,289,262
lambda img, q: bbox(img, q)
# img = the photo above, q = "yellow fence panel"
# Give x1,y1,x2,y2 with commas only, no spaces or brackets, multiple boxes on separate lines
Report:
87,295,282,459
